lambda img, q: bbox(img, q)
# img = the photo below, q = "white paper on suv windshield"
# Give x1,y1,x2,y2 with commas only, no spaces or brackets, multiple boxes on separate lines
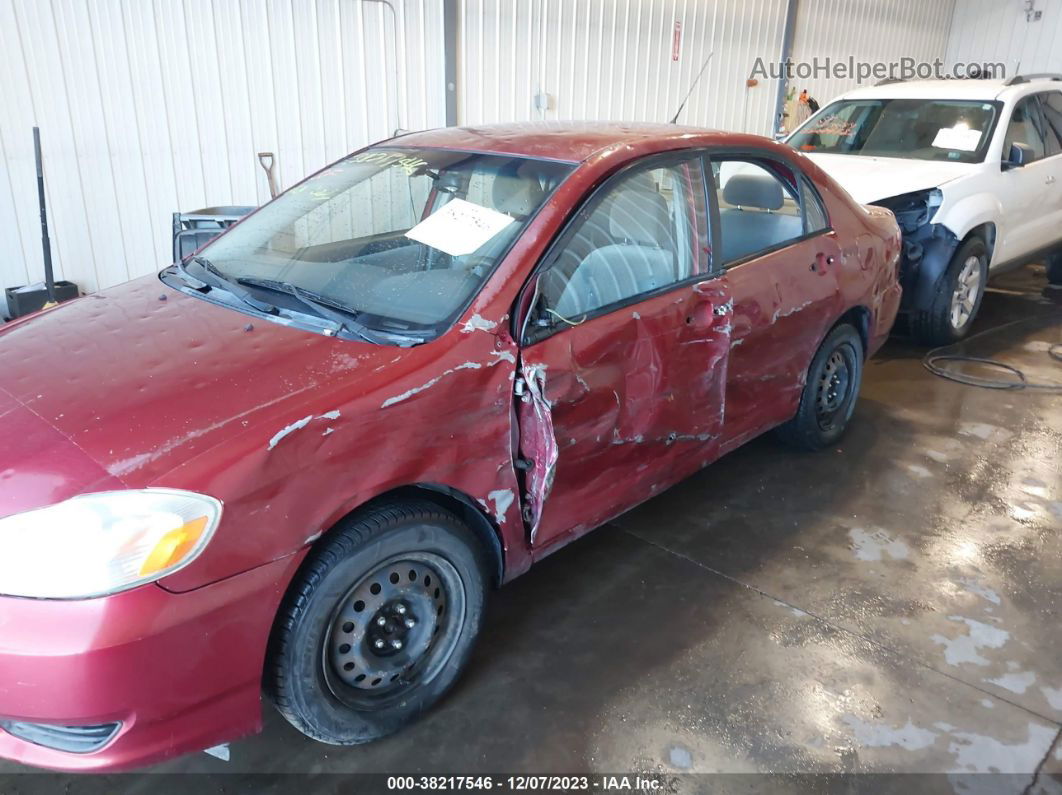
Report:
932,126,982,152
405,198,516,257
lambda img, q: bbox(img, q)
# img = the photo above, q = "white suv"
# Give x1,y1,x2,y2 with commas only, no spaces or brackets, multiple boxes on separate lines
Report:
787,75,1062,345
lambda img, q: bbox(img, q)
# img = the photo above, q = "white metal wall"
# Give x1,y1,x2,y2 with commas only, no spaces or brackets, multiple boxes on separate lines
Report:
790,0,958,109
0,0,445,295
946,0,1062,77
458,0,789,135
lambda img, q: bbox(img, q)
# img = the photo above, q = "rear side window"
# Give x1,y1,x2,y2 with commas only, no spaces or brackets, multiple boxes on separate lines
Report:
709,159,815,266
1038,92,1062,157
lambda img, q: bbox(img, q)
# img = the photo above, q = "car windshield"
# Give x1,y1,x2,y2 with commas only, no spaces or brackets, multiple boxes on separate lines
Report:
196,147,573,337
788,99,1000,163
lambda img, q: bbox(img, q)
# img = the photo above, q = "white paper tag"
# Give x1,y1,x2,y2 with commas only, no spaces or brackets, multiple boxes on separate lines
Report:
932,127,982,152
405,198,517,257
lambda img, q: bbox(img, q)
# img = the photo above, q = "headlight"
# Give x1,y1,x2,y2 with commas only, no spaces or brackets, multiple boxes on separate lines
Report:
0,489,222,599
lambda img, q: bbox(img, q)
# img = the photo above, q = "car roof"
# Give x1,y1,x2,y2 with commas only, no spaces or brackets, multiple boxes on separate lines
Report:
834,77,1062,104
386,121,749,163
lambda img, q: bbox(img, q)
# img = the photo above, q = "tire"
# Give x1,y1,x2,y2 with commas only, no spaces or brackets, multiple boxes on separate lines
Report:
266,500,489,745
1047,251,1062,286
909,236,988,346
775,324,864,452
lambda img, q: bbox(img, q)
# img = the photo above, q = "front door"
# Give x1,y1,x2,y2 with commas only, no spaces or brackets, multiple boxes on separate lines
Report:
996,95,1056,264
515,154,732,551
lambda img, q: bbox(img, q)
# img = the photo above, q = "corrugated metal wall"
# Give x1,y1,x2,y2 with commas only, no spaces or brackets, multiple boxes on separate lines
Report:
1,0,964,298
458,0,789,134
790,0,957,109
0,0,445,295
946,0,1062,76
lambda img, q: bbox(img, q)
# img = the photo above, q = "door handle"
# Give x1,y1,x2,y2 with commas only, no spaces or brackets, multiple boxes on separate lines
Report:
1047,175,1057,185
810,253,835,272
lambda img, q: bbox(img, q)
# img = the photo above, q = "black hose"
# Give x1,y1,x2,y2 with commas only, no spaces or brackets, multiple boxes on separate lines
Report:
921,315,1062,392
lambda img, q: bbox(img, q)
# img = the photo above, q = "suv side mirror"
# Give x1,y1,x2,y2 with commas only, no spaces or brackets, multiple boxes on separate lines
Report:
1003,141,1033,170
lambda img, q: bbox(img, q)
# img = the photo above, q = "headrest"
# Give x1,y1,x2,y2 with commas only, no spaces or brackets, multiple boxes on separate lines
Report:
492,172,545,218
722,173,784,211
605,184,672,248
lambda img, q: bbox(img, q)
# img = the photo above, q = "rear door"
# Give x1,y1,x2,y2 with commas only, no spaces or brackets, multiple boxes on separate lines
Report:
1036,91,1062,247
515,153,732,549
708,155,843,448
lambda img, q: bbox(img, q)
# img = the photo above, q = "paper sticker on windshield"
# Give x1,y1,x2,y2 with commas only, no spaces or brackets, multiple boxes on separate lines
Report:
932,127,982,152
405,198,516,257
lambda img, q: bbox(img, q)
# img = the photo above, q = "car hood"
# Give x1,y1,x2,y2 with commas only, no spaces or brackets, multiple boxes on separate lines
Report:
0,275,408,487
803,153,977,204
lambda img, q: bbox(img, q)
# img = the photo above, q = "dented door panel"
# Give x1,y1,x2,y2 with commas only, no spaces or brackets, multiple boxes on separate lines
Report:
517,279,731,552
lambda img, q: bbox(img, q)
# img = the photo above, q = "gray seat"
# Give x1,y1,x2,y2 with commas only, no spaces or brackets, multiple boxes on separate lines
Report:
552,182,677,317
718,173,803,263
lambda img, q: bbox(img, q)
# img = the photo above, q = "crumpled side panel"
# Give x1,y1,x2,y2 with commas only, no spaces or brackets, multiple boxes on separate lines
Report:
516,361,559,542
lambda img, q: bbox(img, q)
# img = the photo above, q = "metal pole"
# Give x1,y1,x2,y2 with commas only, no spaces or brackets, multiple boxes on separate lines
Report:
772,0,799,137
33,127,56,303
443,0,459,127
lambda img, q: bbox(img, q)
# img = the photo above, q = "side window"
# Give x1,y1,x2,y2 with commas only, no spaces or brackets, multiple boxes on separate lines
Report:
1004,97,1048,162
710,159,807,265
801,178,830,234
1038,92,1062,157
537,158,708,323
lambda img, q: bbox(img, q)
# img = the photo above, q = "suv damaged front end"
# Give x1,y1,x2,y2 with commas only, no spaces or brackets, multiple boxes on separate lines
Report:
870,189,959,314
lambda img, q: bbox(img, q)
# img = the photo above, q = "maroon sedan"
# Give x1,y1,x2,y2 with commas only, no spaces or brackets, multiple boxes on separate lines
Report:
0,123,901,771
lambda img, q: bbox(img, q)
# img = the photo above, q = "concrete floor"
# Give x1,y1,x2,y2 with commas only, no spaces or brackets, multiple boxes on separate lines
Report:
3,266,1061,792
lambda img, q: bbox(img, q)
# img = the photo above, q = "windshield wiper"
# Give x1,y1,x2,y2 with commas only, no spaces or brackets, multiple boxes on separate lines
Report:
177,256,277,314
235,276,387,344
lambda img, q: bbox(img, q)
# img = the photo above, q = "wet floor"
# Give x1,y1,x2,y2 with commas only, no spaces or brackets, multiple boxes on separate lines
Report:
3,266,1061,792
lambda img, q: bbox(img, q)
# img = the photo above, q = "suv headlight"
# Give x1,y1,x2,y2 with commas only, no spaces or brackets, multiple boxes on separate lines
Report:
0,489,222,599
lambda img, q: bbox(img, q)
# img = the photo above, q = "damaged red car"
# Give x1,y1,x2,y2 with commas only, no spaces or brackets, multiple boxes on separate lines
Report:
0,123,901,771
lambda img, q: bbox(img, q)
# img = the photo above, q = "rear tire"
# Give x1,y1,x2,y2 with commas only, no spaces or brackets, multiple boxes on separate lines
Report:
910,236,988,346
1047,251,1062,286
775,324,864,452
266,500,489,745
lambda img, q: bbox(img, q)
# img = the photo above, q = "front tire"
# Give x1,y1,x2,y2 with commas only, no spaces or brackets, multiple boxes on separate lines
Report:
775,324,864,451
910,236,988,346
266,500,489,745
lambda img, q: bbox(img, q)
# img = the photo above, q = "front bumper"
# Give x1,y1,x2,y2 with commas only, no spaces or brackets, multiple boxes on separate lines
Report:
0,552,303,772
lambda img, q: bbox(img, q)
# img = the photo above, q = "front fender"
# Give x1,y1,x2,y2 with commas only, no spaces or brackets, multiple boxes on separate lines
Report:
938,192,1001,262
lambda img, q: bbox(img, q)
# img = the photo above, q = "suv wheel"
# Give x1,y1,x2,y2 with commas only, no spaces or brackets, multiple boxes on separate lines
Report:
266,500,489,745
1047,251,1062,286
775,323,864,451
910,236,988,346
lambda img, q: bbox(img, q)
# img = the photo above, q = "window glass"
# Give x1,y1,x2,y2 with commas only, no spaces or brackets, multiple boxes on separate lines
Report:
1038,92,1062,156
802,179,830,233
711,160,806,265
537,159,708,322
1004,97,1048,162
199,148,572,334
789,99,999,164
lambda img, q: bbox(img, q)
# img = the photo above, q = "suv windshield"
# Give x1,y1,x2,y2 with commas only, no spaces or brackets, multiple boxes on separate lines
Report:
789,99,1000,163
190,148,573,339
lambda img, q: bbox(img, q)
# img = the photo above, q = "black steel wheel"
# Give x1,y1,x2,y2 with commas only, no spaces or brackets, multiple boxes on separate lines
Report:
266,500,489,745
323,553,461,709
775,323,864,451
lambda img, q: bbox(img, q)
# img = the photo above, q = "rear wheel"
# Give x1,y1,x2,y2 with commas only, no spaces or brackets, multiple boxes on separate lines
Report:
910,236,988,346
775,324,864,451
266,501,488,745
1047,251,1062,286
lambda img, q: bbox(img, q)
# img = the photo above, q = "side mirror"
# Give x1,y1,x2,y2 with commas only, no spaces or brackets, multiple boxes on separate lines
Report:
1003,141,1033,170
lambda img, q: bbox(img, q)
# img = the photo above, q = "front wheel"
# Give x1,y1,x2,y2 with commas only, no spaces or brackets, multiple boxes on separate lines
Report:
910,236,988,346
775,324,864,451
266,501,489,745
